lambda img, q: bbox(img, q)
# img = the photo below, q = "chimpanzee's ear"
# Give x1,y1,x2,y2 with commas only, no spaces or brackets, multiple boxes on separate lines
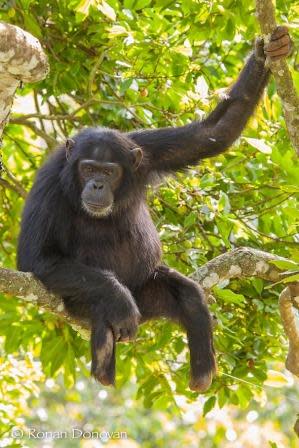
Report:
131,147,143,171
65,138,75,161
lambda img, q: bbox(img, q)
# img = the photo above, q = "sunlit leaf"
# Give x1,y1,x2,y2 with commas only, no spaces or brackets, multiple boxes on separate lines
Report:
244,137,272,154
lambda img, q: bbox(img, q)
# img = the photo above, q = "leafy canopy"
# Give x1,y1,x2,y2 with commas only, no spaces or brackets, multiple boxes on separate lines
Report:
0,0,298,416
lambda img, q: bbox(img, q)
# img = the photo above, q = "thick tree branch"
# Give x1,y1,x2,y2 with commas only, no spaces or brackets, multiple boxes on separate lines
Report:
192,246,282,288
0,247,298,377
0,268,89,339
192,247,299,377
0,23,49,139
279,285,299,376
256,0,299,155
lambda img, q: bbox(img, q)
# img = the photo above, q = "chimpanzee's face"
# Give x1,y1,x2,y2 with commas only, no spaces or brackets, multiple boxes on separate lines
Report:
78,156,123,218
76,131,142,218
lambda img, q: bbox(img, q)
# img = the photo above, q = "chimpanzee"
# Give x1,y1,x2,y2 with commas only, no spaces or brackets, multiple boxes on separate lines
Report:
17,27,291,392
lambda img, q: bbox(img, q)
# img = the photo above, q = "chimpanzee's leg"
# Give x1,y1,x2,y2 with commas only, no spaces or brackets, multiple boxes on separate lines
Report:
135,265,216,392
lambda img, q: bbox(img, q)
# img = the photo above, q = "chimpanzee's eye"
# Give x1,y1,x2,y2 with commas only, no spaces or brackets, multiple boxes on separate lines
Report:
85,166,94,174
103,168,112,176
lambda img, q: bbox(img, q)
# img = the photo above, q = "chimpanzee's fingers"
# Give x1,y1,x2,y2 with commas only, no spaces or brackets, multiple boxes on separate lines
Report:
264,26,292,61
265,35,290,52
111,324,121,342
112,310,140,342
270,26,289,41
119,327,131,342
111,321,138,342
126,322,138,340
266,45,291,60
91,323,115,386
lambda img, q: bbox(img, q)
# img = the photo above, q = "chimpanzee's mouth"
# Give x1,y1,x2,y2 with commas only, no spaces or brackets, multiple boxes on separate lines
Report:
82,201,113,218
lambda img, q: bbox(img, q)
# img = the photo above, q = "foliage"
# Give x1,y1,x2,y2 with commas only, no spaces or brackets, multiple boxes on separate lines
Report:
0,354,43,443
22,374,299,447
0,0,298,445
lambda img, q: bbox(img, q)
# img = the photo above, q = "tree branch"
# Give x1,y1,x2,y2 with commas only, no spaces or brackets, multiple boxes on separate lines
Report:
192,246,282,288
0,268,89,340
1,247,298,377
279,285,299,376
256,0,299,155
0,23,49,139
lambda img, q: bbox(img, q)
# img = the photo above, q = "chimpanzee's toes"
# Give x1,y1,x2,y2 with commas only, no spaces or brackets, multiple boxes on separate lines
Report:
91,350,115,386
189,372,213,392
91,325,115,386
189,350,217,392
91,363,115,386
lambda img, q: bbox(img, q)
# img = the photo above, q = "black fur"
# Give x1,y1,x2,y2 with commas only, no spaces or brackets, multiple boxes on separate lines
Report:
18,48,269,391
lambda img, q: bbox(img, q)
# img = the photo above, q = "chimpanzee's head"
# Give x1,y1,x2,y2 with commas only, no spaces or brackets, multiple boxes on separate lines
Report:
61,128,143,218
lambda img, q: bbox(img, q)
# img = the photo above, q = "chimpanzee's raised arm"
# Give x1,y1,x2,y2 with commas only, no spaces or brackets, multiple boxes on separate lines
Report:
128,27,291,174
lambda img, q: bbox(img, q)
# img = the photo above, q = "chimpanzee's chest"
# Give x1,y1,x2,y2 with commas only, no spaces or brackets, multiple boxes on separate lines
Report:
72,205,161,291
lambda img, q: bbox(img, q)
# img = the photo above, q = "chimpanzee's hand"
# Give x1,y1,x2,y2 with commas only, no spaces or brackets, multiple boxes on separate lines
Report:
265,26,292,61
255,26,292,62
103,289,141,342
91,291,140,386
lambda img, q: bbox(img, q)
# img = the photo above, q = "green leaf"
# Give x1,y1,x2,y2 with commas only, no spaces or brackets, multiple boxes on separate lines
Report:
279,185,299,193
269,259,299,271
244,137,272,154
203,396,216,416
269,442,278,448
75,0,96,15
98,0,116,20
134,0,152,9
107,25,128,37
184,211,197,227
215,288,245,305
283,273,299,283
218,387,229,408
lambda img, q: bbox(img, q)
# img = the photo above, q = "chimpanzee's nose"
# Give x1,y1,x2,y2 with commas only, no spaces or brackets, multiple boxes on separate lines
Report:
92,181,104,190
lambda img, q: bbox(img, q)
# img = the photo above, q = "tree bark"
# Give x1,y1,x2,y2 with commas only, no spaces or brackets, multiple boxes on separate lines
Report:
279,286,299,376
256,0,299,155
0,268,90,339
0,23,49,139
